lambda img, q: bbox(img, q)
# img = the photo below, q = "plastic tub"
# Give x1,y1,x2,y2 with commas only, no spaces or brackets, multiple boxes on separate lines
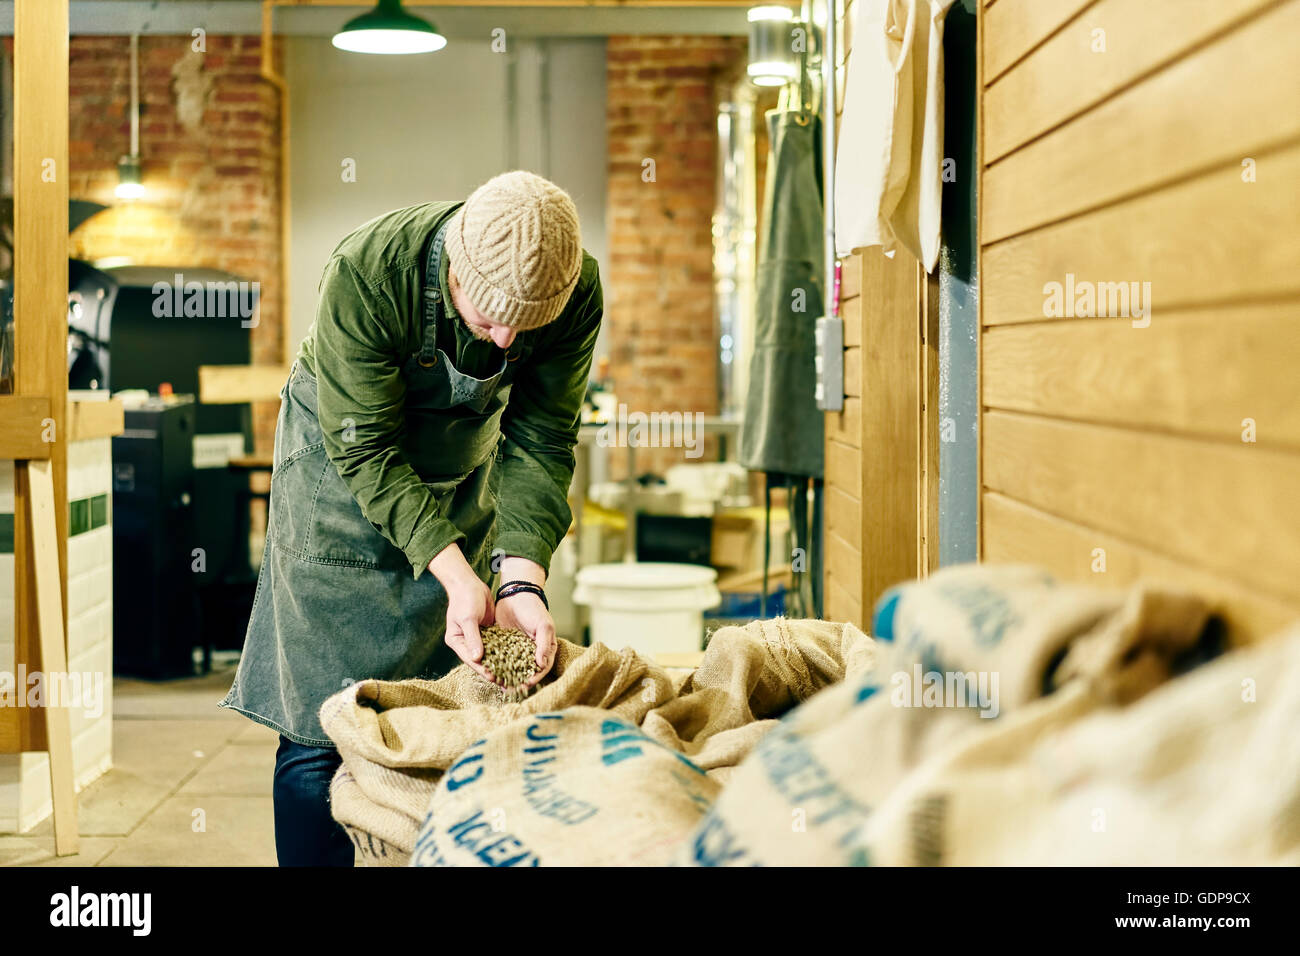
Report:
573,562,721,658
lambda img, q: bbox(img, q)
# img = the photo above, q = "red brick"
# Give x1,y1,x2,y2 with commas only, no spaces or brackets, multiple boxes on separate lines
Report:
604,36,747,476
68,33,287,450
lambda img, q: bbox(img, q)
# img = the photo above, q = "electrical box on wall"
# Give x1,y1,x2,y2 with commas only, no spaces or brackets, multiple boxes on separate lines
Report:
814,315,844,411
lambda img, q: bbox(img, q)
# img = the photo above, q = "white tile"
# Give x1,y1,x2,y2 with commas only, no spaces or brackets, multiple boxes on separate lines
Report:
67,573,91,617
68,437,109,470
66,471,82,505
68,439,113,500
90,564,112,611
73,718,113,781
85,440,113,497
0,446,119,835
67,575,99,622
67,533,94,580
15,728,113,832
92,525,114,566
0,605,12,652
67,647,112,741
67,459,88,503
66,443,89,499
69,601,111,662
17,755,48,832
67,526,110,577
0,754,20,832
0,553,13,602
69,562,112,621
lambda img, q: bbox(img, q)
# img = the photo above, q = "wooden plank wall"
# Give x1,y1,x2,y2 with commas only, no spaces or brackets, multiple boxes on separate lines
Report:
824,248,864,625
977,0,1300,644
824,0,939,629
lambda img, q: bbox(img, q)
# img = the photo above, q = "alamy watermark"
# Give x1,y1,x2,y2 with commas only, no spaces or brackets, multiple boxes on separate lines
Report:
596,403,705,460
152,273,260,328
50,886,151,936
890,664,1000,718
0,667,104,719
1042,273,1152,328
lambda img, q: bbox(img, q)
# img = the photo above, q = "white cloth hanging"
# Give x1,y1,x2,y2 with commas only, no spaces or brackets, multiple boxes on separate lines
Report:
834,0,955,271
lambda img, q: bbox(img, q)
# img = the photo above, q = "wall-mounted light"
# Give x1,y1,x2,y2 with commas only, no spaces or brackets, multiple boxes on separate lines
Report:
115,156,144,201
332,0,447,55
116,33,145,200
747,5,798,87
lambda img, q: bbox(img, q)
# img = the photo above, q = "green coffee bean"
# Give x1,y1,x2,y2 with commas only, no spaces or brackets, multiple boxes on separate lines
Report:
478,624,540,701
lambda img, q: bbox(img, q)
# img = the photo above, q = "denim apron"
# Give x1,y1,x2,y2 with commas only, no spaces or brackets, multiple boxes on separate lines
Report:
220,220,517,746
738,106,825,478
738,106,826,619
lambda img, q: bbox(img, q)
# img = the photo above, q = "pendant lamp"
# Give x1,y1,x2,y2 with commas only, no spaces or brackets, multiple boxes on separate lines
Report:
332,0,447,55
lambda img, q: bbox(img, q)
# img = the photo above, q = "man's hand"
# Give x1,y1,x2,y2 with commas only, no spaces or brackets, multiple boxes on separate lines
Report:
496,556,557,687
429,543,495,683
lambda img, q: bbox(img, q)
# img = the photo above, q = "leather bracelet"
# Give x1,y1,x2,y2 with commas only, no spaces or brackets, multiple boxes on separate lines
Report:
496,580,549,610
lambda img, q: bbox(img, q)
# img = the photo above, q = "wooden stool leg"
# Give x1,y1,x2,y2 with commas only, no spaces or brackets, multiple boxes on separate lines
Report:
26,459,79,856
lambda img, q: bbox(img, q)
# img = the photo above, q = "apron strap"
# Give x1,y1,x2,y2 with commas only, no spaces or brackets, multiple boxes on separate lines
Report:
420,219,452,367
788,475,809,619
762,474,773,618
811,477,824,619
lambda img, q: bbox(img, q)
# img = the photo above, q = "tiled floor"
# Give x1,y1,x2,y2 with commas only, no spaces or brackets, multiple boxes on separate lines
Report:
0,661,293,867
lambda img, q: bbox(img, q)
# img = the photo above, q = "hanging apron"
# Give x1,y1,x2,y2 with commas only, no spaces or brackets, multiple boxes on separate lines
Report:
220,220,517,746
739,107,825,478
739,105,827,619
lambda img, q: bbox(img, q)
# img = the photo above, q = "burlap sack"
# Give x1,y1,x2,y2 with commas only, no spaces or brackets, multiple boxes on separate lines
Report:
324,618,874,865
324,638,674,865
640,617,876,782
412,707,722,867
674,564,1210,866
859,625,1300,865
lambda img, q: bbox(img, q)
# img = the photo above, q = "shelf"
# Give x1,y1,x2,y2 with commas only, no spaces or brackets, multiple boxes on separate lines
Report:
67,398,124,442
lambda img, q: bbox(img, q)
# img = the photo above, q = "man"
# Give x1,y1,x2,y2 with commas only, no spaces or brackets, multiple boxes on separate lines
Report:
219,171,602,866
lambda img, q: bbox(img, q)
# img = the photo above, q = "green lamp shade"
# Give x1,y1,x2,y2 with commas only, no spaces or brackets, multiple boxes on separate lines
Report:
332,0,446,55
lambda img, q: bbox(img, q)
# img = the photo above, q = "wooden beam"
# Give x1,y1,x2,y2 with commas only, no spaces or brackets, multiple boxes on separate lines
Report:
857,248,925,606
0,711,18,753
975,0,985,559
274,1,769,6
28,458,79,856
199,364,291,404
920,268,940,575
0,396,53,459
13,0,69,755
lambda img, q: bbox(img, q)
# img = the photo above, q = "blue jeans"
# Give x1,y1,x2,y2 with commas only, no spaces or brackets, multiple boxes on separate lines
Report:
272,736,355,867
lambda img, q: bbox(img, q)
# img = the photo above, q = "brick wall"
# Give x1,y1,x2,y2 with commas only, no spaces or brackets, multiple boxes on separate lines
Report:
604,35,748,477
54,33,750,465
64,35,284,453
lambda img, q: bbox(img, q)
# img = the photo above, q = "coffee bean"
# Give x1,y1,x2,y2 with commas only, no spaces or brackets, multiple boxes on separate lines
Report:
478,624,540,701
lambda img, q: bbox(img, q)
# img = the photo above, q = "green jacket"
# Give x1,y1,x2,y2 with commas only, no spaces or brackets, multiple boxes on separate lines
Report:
297,201,602,579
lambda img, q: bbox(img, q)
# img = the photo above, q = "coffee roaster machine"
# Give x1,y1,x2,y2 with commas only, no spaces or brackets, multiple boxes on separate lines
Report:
1,199,259,677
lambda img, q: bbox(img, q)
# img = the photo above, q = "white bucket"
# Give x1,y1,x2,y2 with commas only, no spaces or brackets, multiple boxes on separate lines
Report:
573,562,721,658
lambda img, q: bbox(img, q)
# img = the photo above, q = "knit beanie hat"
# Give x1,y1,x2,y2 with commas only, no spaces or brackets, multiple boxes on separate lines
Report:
444,170,583,331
